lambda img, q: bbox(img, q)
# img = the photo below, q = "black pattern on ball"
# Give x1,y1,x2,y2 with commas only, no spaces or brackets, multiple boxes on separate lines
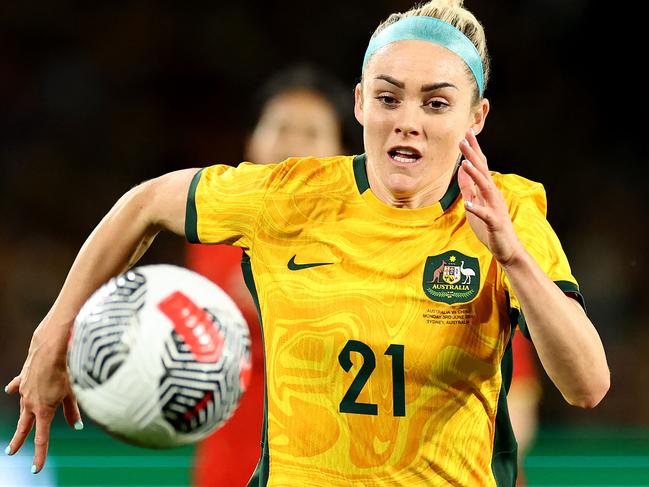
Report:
68,271,147,389
159,308,248,434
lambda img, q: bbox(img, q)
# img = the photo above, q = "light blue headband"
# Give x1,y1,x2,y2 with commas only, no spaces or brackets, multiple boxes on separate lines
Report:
363,16,484,97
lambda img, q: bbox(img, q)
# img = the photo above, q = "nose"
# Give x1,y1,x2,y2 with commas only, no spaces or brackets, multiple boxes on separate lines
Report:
394,104,421,137
395,125,419,137
278,128,316,157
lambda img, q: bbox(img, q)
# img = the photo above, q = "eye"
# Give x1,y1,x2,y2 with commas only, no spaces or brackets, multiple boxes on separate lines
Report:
425,99,450,111
376,95,399,107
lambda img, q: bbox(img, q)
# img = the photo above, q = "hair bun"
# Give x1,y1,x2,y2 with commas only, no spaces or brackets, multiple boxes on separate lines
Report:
427,0,465,8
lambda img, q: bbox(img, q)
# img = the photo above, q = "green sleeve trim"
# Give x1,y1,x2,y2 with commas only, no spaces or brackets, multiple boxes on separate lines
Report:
515,280,586,340
555,280,586,311
517,310,531,340
185,169,203,244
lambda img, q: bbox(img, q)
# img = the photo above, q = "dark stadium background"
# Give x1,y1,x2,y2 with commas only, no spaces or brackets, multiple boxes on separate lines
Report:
1,1,647,485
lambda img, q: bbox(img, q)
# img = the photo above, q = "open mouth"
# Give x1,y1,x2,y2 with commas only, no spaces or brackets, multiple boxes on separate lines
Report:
388,147,422,164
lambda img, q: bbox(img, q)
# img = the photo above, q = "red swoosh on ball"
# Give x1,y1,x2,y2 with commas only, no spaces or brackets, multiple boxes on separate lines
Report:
158,291,224,363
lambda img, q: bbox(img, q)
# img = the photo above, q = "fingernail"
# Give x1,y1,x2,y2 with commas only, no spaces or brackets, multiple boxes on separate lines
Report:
462,139,469,146
3,385,8,394
31,464,38,474
463,159,474,169
465,200,474,209
5,445,12,455
74,420,84,431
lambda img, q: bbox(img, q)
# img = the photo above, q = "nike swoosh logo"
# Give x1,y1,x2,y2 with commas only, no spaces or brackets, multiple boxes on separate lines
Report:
287,255,334,271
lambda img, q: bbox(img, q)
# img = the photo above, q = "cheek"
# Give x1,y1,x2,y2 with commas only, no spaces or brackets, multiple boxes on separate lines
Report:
363,107,393,137
249,127,283,162
427,115,466,148
314,119,343,153
315,133,341,154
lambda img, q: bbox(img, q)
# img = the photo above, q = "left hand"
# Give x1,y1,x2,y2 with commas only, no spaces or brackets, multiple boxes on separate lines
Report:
457,129,524,266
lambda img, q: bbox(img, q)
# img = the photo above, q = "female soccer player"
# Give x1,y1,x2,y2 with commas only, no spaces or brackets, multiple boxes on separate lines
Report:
6,1,609,485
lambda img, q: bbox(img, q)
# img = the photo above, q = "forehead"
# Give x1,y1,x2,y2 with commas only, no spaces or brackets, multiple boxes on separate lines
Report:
266,89,333,114
365,40,469,87
260,89,339,127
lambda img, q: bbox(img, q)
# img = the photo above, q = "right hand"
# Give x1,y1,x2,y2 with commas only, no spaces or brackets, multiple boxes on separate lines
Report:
5,322,82,474
4,168,195,473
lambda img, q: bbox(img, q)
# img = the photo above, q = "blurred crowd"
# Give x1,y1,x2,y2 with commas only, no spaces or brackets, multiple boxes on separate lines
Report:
1,0,646,434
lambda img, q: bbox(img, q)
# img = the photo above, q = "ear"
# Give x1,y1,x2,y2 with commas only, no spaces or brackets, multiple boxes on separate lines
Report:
354,83,364,127
470,98,490,135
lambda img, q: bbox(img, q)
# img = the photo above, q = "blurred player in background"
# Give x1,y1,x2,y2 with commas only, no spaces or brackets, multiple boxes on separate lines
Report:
510,331,540,486
187,64,360,487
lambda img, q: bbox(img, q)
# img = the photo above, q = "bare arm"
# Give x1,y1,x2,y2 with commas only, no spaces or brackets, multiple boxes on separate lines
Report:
457,129,609,408
5,168,198,473
502,253,609,407
39,169,194,327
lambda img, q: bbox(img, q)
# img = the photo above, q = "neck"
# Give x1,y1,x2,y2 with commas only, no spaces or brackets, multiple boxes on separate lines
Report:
366,160,458,209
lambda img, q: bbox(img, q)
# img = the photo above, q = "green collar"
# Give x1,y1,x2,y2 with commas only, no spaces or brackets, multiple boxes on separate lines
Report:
352,154,460,213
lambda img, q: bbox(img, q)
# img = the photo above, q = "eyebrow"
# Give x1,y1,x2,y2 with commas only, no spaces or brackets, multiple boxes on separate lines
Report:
374,74,458,92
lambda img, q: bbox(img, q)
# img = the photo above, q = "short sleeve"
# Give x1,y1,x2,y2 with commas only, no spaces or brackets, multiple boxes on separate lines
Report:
185,162,278,250
498,176,586,338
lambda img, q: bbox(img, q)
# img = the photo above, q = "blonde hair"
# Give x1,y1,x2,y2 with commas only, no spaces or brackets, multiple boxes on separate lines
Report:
370,0,490,101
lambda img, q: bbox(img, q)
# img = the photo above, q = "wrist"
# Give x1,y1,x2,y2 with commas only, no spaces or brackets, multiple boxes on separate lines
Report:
499,241,529,271
33,319,73,361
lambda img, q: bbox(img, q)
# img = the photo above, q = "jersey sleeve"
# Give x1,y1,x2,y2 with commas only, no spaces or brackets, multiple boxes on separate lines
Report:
499,176,586,338
185,162,278,250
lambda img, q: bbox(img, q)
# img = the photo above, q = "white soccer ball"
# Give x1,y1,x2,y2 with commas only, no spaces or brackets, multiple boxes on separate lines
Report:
67,264,251,448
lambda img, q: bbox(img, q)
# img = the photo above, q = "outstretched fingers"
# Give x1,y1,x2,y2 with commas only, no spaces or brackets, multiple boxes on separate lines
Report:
460,131,492,192
63,394,83,431
466,129,488,167
458,164,494,225
457,159,476,196
463,195,494,224
32,408,55,473
460,159,495,205
6,401,58,474
5,376,21,395
7,408,35,456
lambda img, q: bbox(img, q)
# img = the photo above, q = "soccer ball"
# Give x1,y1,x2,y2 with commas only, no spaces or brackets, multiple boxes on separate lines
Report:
67,264,251,448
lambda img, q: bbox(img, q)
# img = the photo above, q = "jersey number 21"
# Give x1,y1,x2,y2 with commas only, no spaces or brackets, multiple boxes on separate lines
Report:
338,340,406,417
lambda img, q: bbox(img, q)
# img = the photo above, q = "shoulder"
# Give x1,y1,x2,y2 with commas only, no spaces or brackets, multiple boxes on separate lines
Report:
194,156,356,214
259,155,354,193
194,155,354,205
491,172,548,216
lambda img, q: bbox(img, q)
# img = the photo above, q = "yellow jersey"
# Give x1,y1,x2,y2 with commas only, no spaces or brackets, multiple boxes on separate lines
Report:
186,154,582,487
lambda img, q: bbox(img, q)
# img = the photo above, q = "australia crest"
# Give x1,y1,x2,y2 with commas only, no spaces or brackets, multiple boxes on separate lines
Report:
423,251,480,304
